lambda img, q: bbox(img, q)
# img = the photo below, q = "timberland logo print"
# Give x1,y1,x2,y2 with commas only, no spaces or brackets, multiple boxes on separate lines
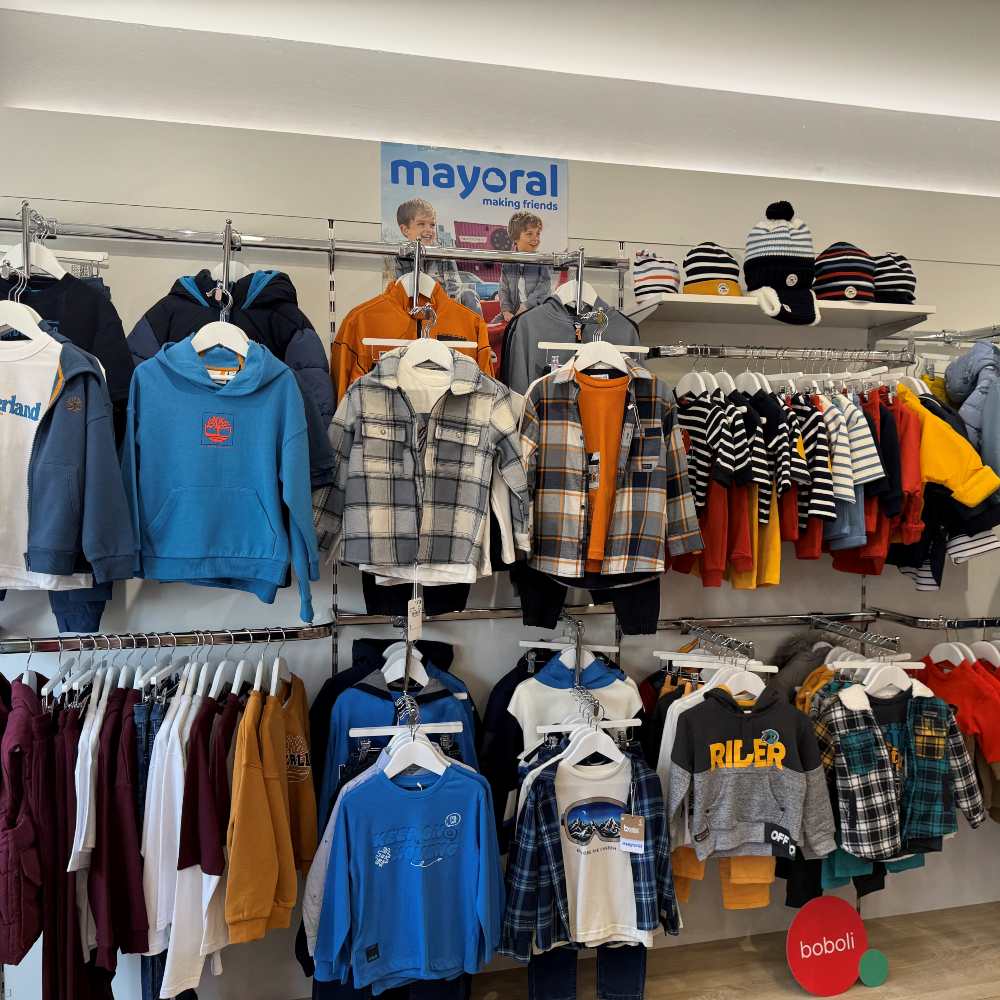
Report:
202,412,234,446
709,729,787,769
0,394,42,421
371,814,462,870
561,797,625,854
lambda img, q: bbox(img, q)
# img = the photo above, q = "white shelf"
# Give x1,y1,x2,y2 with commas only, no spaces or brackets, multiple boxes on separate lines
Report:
629,294,935,344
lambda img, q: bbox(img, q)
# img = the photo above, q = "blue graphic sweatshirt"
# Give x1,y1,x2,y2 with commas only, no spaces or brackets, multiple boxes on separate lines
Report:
314,766,503,992
319,672,479,822
120,337,320,620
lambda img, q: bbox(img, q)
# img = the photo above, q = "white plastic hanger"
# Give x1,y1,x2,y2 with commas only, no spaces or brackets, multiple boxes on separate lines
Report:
382,649,430,688
735,369,762,394
400,336,454,371
383,731,451,778
383,641,419,662
209,632,237,699
252,654,266,693
231,656,250,696
191,320,250,360
864,663,917,698
573,338,630,375
715,370,737,394
561,725,626,767
699,370,720,391
723,670,767,700
556,279,598,311
929,640,967,667
270,653,291,698
898,374,931,396
2,242,66,280
954,641,978,663
0,299,51,342
196,659,213,697
210,261,251,281
396,269,437,300
971,640,1000,667
41,645,74,698
675,370,708,397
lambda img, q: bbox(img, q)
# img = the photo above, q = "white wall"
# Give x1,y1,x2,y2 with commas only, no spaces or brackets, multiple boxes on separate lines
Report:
3,108,1000,1000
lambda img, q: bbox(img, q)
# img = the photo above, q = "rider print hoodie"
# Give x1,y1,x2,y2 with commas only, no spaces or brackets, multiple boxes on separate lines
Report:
120,335,320,621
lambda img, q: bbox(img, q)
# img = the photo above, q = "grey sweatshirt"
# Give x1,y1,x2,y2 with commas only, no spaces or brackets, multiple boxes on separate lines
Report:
501,295,641,395
668,687,836,862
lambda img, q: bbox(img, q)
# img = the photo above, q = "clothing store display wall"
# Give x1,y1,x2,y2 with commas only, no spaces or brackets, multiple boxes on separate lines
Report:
3,107,1000,1000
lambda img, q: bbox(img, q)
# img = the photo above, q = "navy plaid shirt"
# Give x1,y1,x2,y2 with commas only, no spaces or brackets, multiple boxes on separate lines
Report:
500,754,679,961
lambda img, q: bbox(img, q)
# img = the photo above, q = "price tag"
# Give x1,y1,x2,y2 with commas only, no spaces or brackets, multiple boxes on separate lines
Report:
587,452,601,490
619,814,645,854
407,597,424,641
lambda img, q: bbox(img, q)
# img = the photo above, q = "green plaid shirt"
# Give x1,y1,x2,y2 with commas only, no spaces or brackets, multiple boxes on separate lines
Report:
521,358,702,576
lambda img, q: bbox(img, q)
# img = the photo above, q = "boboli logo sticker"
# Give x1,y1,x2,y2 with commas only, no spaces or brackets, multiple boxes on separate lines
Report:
786,273,799,287
717,282,730,295
787,897,885,996
845,286,858,299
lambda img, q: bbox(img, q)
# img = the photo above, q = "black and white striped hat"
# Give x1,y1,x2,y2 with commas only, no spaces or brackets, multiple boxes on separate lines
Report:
813,242,876,301
873,251,917,304
682,242,741,296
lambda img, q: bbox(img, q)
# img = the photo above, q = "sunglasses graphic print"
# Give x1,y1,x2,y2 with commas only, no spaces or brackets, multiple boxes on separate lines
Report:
561,797,627,845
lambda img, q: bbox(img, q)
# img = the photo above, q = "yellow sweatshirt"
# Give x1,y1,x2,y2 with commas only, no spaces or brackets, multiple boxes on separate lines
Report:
261,690,297,930
897,384,1000,507
225,691,276,943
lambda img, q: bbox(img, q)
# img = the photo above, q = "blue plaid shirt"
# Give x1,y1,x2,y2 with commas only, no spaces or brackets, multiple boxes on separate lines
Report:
500,754,679,961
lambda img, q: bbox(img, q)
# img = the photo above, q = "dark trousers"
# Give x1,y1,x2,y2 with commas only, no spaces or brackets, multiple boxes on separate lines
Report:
313,972,471,998
529,944,647,1000
512,564,661,634
362,572,471,616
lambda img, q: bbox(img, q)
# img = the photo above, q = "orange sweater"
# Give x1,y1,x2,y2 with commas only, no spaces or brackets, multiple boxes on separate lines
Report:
331,281,493,402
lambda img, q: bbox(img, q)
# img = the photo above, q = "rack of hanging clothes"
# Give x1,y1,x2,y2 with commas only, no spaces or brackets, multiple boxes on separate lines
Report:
0,621,331,999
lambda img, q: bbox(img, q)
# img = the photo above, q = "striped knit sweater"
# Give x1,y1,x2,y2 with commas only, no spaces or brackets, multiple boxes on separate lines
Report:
676,393,736,510
790,395,838,526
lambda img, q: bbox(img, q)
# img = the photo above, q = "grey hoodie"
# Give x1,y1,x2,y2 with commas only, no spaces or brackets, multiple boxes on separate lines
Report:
501,295,641,395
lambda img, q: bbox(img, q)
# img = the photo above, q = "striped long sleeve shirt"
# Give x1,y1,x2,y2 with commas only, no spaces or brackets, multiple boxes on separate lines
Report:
676,393,736,510
831,394,885,488
791,395,838,524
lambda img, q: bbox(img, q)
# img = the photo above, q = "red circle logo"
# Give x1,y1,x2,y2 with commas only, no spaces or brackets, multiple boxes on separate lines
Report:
787,897,868,996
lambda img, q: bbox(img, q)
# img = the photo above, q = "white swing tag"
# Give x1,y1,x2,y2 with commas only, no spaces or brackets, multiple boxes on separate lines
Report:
407,598,424,641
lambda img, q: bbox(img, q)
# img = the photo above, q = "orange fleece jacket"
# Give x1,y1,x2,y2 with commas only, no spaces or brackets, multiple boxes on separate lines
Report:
281,674,318,875
330,281,493,402
225,691,276,944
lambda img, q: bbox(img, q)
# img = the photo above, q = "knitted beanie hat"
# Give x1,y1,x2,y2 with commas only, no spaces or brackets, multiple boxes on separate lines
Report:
744,202,818,325
631,251,680,304
682,242,741,296
813,242,876,301
873,251,917,304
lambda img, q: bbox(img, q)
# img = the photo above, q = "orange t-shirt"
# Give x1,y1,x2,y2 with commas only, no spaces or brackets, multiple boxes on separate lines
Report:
575,370,629,572
330,281,493,402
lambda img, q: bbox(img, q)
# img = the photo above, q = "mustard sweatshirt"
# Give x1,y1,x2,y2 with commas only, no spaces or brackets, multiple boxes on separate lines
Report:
897,384,1000,507
261,690,297,930
225,691,277,943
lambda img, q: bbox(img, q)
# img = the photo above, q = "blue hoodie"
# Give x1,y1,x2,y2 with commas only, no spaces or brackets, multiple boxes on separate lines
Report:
121,336,320,620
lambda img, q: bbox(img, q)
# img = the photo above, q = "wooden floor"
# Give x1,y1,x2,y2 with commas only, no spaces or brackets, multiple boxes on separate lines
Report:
472,902,1000,999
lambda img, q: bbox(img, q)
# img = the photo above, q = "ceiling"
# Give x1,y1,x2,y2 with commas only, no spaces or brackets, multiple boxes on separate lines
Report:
3,1,999,197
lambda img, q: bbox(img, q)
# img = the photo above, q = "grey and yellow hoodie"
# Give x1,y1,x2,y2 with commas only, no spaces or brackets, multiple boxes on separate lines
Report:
668,687,836,861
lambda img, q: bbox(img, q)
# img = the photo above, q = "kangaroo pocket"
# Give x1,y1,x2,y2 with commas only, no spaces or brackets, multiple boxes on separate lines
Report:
700,770,784,838
145,486,278,559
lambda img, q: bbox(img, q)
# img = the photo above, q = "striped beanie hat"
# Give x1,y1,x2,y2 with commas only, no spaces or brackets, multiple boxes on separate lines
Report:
813,242,876,301
873,251,916,303
682,242,741,296
743,202,818,325
631,251,680,304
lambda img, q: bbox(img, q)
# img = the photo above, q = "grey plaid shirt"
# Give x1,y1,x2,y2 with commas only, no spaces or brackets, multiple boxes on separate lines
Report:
317,351,528,569
521,357,702,576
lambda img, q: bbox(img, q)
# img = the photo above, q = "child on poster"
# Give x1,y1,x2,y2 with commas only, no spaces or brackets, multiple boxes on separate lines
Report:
500,211,552,322
390,197,481,313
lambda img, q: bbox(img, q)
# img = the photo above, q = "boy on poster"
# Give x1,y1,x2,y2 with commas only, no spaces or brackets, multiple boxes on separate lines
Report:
500,211,553,322
389,197,482,313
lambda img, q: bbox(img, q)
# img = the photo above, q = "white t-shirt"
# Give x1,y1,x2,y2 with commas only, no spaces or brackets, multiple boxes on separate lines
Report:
507,672,643,745
554,757,653,947
0,335,91,590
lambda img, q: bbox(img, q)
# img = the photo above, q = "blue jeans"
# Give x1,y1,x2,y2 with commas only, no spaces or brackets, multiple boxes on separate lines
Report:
529,945,647,1000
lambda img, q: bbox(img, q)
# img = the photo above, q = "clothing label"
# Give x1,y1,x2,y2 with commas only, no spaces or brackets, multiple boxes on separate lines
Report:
407,598,424,640
206,366,239,383
366,944,380,963
619,814,645,854
587,452,601,490
765,823,798,859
